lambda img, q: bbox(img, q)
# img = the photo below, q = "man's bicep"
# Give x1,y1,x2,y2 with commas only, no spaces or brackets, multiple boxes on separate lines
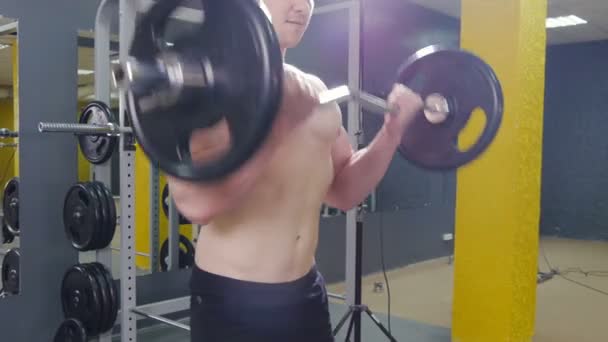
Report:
324,126,353,208
331,126,354,173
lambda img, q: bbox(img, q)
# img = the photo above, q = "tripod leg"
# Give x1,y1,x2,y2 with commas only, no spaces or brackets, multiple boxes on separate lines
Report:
363,307,397,342
332,306,354,337
344,313,356,342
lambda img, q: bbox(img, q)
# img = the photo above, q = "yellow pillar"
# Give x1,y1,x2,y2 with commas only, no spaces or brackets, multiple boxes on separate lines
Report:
134,150,193,270
135,149,153,268
12,42,19,177
0,99,14,183
453,1,547,342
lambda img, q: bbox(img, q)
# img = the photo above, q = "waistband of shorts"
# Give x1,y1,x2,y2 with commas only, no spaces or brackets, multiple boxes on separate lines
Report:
190,264,320,298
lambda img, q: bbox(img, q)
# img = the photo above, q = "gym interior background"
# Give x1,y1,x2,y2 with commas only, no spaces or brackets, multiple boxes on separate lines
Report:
0,0,607,341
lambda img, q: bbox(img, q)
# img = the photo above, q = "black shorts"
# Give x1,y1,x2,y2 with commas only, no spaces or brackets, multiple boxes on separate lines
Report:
189,264,335,342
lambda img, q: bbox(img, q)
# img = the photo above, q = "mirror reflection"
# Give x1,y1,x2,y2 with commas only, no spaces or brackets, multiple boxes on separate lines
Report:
73,29,198,280
0,14,18,299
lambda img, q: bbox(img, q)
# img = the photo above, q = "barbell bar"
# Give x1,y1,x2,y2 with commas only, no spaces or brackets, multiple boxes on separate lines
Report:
38,122,132,136
109,247,149,258
39,101,130,164
131,308,191,331
0,128,18,138
319,85,451,124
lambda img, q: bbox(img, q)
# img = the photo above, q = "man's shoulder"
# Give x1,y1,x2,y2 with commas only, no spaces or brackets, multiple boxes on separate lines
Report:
283,63,328,92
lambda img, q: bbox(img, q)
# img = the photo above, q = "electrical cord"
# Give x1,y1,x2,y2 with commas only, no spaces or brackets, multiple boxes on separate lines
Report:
539,241,608,297
378,212,392,333
557,273,608,296
559,267,608,278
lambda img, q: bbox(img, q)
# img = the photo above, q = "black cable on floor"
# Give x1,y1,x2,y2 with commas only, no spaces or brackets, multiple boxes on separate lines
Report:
539,241,608,297
557,273,608,296
378,212,392,333
560,267,608,278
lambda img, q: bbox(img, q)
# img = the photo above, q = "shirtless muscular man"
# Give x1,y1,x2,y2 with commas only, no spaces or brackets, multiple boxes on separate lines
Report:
167,1,424,341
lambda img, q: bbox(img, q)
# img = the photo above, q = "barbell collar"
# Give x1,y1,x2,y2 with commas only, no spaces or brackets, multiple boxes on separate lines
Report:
38,122,133,136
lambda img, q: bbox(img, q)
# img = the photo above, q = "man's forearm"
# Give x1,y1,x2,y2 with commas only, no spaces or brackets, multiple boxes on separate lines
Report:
331,125,401,210
167,137,278,223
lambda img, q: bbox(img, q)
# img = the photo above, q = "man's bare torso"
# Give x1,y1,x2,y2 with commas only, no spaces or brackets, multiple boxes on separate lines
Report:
195,67,342,283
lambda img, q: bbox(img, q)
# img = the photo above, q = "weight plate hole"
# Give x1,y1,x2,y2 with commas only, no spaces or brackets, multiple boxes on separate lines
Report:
458,107,487,152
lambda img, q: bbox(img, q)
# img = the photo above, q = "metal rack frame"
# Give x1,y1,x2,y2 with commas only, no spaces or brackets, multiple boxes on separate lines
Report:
89,0,363,341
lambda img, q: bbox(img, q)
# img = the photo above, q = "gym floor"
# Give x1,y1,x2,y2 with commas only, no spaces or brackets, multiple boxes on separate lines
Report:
114,236,607,342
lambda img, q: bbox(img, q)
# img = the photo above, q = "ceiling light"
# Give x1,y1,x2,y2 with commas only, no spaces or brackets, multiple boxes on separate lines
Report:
0,44,9,50
78,69,94,76
546,15,587,29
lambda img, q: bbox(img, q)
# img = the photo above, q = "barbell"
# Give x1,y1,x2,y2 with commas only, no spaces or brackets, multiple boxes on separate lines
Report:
0,128,18,138
113,0,502,182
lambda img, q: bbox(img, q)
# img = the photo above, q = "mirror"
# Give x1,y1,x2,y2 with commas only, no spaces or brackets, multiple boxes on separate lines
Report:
0,14,19,298
72,29,124,278
74,28,198,278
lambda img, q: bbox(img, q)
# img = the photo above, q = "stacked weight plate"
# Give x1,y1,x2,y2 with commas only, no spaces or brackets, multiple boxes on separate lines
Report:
159,234,195,271
63,181,117,251
53,318,88,342
2,219,15,245
1,247,20,297
161,183,190,225
2,177,19,237
78,101,118,165
60,262,118,337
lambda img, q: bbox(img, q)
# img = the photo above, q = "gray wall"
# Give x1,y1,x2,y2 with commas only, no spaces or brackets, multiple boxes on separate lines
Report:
0,0,100,340
288,0,460,283
540,40,608,241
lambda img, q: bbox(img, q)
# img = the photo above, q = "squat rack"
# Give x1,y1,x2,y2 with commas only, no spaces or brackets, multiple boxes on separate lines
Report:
77,0,366,341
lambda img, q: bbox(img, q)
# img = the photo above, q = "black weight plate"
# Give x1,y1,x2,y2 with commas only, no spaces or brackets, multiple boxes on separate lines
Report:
101,184,117,244
1,247,20,294
63,183,99,251
78,101,118,165
83,263,109,334
395,45,503,170
160,235,195,271
126,0,283,181
84,183,104,250
2,177,19,235
90,182,113,249
61,264,102,336
161,184,190,225
2,219,15,244
92,262,118,332
83,182,105,251
94,181,117,249
54,318,88,342
89,182,109,249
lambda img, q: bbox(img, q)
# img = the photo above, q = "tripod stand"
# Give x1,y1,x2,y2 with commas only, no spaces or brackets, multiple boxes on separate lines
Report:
331,207,397,342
